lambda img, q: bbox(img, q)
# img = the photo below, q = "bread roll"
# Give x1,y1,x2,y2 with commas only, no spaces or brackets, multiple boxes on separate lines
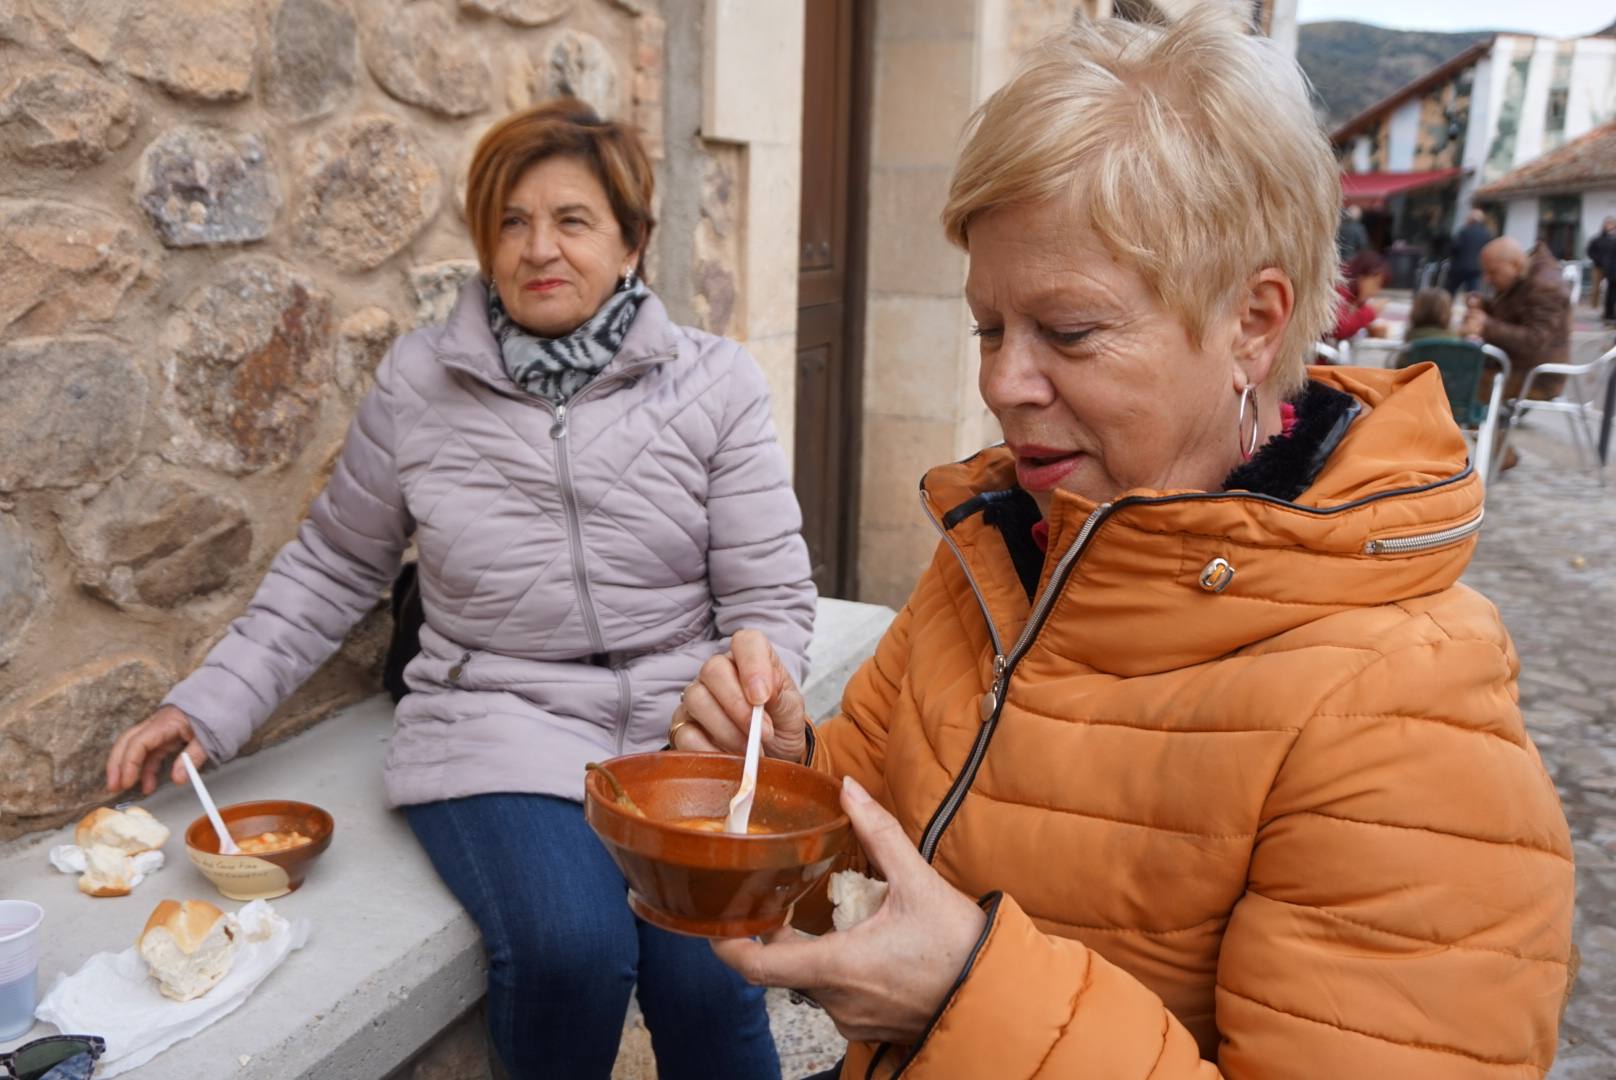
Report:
77,844,134,898
138,899,237,1001
828,870,889,933
75,806,170,854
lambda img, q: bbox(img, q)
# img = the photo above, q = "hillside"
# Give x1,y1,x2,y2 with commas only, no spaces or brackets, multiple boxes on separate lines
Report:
1298,21,1496,130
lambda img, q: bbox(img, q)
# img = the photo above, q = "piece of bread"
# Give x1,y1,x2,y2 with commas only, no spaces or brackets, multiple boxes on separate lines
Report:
828,870,889,933
138,899,237,1001
77,844,134,898
75,806,169,854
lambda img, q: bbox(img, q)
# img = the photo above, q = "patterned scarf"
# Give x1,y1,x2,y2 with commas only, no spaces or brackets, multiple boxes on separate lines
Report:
488,276,649,404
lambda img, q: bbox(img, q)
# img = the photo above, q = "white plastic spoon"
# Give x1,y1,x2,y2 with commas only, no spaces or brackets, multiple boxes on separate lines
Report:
725,704,764,834
181,751,240,855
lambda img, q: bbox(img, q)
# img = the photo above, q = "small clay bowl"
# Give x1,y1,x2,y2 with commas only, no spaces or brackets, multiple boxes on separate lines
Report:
584,752,852,938
185,800,334,901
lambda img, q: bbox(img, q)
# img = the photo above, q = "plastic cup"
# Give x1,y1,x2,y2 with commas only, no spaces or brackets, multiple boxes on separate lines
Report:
0,900,44,1040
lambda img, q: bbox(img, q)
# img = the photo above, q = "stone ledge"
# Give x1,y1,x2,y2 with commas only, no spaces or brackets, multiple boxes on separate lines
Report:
0,596,892,1079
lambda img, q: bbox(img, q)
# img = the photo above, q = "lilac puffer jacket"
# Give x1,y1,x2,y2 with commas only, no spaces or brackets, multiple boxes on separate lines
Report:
165,280,816,806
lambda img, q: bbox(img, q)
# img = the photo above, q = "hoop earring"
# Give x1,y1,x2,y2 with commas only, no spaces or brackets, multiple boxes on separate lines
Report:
1236,385,1260,462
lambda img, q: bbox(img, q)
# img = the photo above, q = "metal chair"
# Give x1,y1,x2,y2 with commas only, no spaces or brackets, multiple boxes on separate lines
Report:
1394,339,1511,483
1500,344,1615,486
1314,341,1346,365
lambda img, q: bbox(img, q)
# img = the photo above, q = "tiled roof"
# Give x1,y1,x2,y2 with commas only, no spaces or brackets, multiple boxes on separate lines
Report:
1475,122,1616,198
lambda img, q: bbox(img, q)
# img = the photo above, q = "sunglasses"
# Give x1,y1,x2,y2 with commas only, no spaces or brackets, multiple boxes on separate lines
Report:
0,1036,105,1080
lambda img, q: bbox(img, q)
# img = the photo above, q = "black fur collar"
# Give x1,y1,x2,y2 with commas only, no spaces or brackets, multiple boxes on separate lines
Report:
1221,380,1360,501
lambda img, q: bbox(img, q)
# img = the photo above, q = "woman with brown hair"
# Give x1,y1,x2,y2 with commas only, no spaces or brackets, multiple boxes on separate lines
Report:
103,100,813,1079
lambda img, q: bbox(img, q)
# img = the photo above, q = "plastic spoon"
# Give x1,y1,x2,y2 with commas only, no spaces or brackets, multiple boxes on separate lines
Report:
725,704,764,834
181,752,240,855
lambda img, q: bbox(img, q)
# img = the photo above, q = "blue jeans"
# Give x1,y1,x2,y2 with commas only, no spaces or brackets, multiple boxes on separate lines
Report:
406,794,780,1080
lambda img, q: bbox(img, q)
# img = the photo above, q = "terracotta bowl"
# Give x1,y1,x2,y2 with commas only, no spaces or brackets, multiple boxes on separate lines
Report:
185,800,334,901
584,751,852,938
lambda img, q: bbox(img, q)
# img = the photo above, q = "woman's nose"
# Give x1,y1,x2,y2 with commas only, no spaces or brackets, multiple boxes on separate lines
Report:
979,336,1055,411
524,221,560,264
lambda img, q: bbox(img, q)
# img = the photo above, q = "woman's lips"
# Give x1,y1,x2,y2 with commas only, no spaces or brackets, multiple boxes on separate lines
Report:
1011,445,1084,492
523,279,565,293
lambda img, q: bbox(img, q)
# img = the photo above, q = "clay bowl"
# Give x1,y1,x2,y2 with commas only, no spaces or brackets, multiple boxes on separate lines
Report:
185,800,334,901
584,752,852,938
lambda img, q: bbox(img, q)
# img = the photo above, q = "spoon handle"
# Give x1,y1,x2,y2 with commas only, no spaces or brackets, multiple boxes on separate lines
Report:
182,752,240,855
726,704,764,833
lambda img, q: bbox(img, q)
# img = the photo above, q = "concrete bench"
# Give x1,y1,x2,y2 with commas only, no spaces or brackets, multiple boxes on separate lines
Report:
0,597,893,1079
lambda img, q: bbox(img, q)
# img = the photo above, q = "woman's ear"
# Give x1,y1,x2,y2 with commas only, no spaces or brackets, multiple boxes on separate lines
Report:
1232,268,1294,391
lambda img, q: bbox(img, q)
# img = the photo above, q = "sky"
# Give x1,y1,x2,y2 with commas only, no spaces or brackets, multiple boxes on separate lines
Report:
1294,0,1616,38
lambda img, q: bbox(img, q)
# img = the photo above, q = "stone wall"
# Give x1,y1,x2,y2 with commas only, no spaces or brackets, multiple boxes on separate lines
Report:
0,0,665,841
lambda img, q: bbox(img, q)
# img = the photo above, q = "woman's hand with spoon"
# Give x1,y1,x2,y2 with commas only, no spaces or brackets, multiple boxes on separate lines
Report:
106,705,207,794
670,631,809,764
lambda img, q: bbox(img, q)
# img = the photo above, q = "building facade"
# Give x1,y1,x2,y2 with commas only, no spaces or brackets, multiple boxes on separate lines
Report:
1333,30,1616,261
0,0,1298,840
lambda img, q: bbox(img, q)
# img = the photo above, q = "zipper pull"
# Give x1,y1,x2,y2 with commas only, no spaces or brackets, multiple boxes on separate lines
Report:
447,651,471,682
549,404,568,439
979,654,1007,720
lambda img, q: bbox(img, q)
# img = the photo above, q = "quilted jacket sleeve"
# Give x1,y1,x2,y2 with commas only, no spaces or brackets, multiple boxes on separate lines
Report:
887,636,1574,1079
809,600,914,800
163,347,416,763
705,345,816,685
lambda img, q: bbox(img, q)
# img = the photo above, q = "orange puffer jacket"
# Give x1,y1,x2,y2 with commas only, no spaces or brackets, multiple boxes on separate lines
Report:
814,365,1574,1079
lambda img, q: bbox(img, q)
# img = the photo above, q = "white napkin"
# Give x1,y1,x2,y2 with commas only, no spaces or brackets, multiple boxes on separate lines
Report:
34,901,311,1077
48,846,164,890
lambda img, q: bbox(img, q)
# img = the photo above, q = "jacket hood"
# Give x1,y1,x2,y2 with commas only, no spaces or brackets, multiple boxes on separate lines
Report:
921,364,1486,676
433,277,683,392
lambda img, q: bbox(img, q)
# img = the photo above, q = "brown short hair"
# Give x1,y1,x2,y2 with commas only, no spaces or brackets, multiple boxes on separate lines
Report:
465,99,655,277
1409,287,1453,331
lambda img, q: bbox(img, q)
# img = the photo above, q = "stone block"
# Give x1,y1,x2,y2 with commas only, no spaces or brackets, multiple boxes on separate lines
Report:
336,306,399,396
136,125,280,248
0,337,147,492
458,0,570,26
265,0,359,122
104,0,257,102
864,295,972,422
858,415,956,531
294,115,444,272
162,256,331,475
60,462,253,611
409,261,480,329
537,29,621,119
866,166,965,296
871,39,974,168
0,514,41,665
0,199,151,336
0,63,135,170
367,3,491,118
0,655,171,830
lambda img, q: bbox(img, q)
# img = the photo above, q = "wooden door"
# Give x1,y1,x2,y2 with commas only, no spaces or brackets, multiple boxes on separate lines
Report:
795,0,868,598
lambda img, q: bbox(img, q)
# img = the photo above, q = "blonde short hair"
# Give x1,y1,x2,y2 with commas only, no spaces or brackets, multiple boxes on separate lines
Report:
943,10,1338,398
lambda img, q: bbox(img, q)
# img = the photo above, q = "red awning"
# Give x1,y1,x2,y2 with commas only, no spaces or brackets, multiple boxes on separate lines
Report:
1341,168,1466,209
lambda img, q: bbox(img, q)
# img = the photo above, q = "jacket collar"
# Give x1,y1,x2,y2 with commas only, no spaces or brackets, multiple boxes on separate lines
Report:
433,277,683,394
920,365,1486,676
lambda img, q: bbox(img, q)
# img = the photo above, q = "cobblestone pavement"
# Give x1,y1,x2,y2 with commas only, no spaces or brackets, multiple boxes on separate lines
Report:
698,346,1616,1079
1471,396,1615,1079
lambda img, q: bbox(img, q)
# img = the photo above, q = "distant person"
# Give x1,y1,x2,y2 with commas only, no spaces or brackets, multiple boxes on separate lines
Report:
1462,237,1570,470
1336,204,1369,262
1404,287,1454,343
1445,208,1492,296
1332,249,1388,341
1588,215,1616,322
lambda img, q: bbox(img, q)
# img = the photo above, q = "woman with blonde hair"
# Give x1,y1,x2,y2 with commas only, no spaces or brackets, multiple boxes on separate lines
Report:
673,12,1573,1078
104,99,813,1079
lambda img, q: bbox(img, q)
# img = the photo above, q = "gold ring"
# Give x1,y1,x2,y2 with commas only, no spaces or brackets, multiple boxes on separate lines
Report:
668,718,691,746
